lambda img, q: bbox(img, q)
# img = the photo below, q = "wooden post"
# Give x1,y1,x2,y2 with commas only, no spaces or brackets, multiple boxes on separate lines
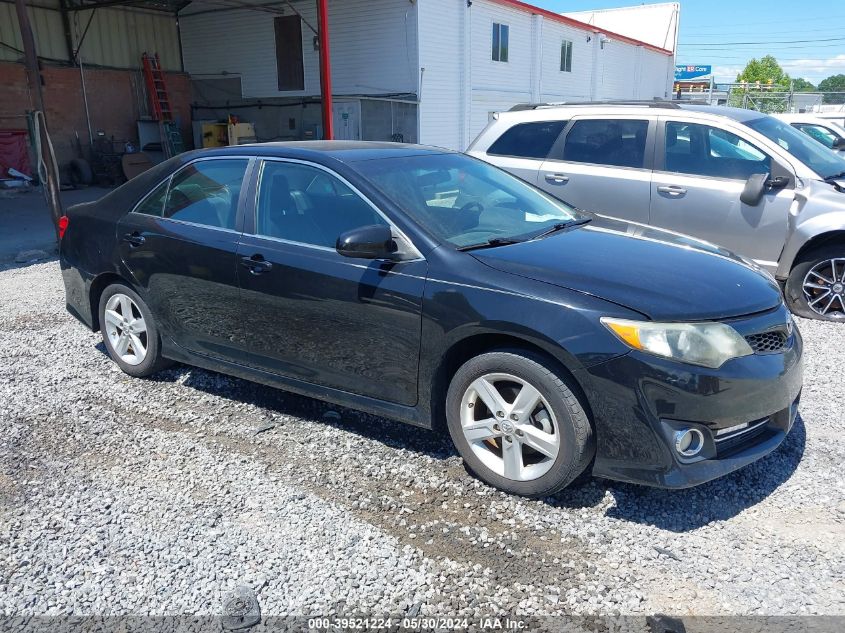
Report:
14,0,63,240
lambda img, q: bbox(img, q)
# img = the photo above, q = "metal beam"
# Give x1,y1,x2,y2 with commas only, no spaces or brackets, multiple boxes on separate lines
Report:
316,0,332,140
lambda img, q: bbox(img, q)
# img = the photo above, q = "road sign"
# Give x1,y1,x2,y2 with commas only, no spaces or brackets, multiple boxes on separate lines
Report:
675,65,712,81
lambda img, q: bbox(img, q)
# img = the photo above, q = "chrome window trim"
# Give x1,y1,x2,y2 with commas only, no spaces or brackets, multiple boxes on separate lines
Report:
128,155,254,228
252,157,425,262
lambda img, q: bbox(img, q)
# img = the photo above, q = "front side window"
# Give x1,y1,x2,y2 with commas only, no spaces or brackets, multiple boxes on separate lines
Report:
255,161,387,248
487,121,567,159
664,121,770,180
353,153,583,248
561,119,649,168
162,159,249,230
492,23,509,62
560,40,573,72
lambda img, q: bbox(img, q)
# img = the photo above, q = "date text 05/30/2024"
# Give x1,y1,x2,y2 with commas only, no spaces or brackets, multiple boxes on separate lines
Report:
307,617,528,630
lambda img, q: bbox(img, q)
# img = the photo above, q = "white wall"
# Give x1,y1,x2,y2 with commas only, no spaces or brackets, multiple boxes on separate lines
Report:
419,0,676,150
180,0,418,98
565,2,680,52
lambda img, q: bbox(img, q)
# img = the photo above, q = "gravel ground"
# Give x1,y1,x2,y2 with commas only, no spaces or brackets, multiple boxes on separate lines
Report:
1,261,844,623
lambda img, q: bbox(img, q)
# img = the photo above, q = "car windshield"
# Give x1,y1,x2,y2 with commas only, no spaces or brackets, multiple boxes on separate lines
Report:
353,153,583,248
744,115,845,180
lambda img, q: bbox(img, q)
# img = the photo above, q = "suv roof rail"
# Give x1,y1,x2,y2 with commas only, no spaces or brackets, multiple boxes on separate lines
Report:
508,100,684,111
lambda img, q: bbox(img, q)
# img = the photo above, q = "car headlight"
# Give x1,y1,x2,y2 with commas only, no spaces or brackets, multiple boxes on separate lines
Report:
601,317,754,369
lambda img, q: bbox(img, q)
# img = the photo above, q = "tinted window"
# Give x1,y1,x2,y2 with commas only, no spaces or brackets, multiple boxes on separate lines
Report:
255,161,386,248
353,153,582,248
162,159,248,230
135,180,169,217
487,121,566,159
664,122,770,180
794,124,839,149
561,119,649,168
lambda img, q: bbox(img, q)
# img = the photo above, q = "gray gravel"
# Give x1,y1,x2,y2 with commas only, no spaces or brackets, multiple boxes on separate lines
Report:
1,261,844,620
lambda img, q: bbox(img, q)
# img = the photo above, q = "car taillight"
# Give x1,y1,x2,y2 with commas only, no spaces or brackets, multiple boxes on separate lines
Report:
58,215,69,239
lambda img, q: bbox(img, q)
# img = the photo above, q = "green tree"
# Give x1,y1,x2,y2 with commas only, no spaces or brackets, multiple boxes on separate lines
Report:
791,77,816,92
735,55,791,88
818,74,845,104
730,55,792,113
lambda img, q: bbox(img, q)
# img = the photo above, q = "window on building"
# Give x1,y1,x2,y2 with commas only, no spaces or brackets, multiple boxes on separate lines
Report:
255,161,386,248
561,119,649,168
161,159,249,230
487,121,568,159
664,121,770,180
492,23,509,62
274,15,305,91
560,40,573,72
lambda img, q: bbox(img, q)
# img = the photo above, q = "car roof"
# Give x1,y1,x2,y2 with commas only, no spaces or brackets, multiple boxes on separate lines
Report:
496,102,768,124
186,141,454,163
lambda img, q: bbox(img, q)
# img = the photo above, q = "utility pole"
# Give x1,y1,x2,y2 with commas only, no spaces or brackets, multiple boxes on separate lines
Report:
14,0,63,240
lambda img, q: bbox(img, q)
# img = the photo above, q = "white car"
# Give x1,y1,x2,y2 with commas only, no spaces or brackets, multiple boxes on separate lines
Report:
774,113,845,155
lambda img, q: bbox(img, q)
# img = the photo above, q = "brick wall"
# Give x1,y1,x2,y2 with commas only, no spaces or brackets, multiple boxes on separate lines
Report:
0,61,192,172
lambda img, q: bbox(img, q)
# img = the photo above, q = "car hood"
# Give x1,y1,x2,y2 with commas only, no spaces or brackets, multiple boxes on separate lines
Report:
472,215,783,321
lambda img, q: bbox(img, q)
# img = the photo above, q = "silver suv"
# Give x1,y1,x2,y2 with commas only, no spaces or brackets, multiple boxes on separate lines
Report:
468,103,845,321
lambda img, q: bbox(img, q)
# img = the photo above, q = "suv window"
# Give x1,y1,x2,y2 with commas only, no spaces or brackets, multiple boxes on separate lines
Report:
255,161,386,248
560,119,649,168
162,159,249,230
487,121,567,159
664,122,770,180
793,123,840,149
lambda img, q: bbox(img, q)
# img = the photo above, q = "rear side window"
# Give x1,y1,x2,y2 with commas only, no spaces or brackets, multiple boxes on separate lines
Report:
664,121,770,180
560,119,649,168
487,121,567,159
163,159,249,230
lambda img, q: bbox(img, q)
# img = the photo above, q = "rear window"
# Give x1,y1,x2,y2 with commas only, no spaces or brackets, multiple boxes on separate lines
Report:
487,121,566,159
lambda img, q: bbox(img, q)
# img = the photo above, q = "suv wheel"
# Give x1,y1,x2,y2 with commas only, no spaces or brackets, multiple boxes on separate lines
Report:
445,350,594,497
785,245,845,321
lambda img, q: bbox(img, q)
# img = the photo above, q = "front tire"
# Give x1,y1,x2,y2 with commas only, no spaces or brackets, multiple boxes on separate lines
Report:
445,350,594,497
98,283,171,377
785,245,845,321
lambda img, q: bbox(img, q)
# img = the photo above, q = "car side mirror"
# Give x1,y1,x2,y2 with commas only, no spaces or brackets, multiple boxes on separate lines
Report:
740,173,768,206
336,224,397,259
834,137,845,150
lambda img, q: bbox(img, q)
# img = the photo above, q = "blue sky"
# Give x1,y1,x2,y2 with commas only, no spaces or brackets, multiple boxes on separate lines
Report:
537,0,845,85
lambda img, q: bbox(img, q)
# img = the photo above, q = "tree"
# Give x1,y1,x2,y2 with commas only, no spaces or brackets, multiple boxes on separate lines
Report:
729,56,792,113
818,74,845,104
791,77,816,92
735,55,791,89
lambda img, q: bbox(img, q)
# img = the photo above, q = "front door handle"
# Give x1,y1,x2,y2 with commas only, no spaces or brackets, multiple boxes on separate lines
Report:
544,173,570,185
240,254,273,275
122,232,145,247
657,185,687,196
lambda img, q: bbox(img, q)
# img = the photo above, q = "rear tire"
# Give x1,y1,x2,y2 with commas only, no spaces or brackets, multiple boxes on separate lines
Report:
785,245,845,321
98,283,171,377
445,350,594,497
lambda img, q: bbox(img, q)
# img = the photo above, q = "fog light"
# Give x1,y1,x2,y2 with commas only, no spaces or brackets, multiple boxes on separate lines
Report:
674,428,705,458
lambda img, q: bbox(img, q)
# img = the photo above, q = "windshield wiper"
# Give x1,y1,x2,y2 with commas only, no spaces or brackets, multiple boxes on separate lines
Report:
457,237,524,252
824,171,845,181
529,217,592,240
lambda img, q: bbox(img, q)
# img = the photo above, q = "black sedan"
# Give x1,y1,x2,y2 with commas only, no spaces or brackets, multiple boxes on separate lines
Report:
59,142,803,497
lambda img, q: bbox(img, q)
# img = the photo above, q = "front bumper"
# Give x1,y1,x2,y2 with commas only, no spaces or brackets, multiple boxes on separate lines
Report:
584,306,804,488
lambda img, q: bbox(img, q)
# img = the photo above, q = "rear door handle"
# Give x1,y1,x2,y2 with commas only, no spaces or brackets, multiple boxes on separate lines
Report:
122,232,145,247
657,185,687,196
240,254,273,275
544,173,570,185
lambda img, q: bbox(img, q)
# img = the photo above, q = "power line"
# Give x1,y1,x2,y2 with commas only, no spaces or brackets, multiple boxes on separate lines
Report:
680,14,845,29
676,36,845,47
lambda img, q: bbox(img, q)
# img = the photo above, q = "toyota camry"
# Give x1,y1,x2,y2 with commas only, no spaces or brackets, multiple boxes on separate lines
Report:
59,142,803,497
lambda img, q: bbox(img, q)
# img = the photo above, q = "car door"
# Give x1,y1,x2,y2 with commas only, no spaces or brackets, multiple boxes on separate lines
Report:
650,117,793,269
234,158,427,407
480,120,568,186
537,115,655,223
117,156,252,358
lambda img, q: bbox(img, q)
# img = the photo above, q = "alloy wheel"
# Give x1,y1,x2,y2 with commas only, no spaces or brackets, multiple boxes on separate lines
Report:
802,258,845,318
459,373,560,482
103,293,148,365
